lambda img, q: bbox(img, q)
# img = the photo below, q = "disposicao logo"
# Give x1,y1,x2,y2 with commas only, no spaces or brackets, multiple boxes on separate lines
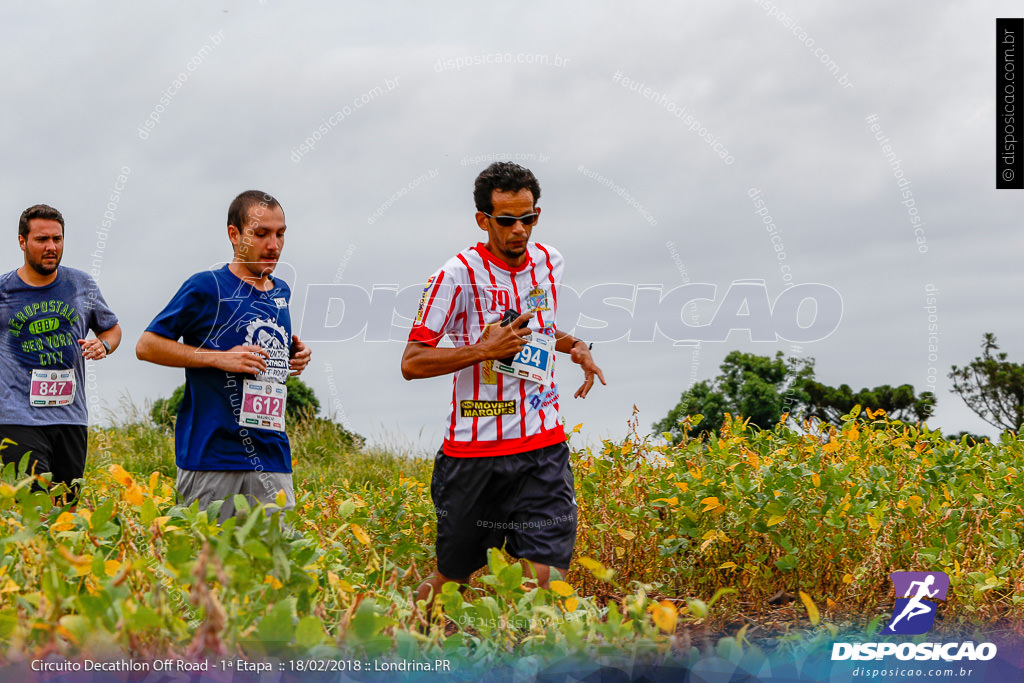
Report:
831,571,998,662
883,571,948,635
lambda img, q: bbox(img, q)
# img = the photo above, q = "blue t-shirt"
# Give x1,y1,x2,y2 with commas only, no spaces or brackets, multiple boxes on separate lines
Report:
146,265,293,472
0,267,118,426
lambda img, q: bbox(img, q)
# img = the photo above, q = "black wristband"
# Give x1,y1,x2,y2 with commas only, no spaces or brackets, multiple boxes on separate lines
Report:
572,339,592,351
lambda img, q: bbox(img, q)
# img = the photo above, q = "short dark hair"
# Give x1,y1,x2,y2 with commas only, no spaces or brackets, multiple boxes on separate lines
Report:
227,190,282,230
19,204,65,239
473,162,541,214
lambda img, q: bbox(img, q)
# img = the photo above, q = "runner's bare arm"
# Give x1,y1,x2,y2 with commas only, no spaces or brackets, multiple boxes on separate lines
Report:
78,323,123,360
401,311,532,380
136,330,269,374
553,330,606,399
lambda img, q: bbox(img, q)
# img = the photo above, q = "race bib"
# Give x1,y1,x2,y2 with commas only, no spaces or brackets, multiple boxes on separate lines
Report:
496,332,555,385
29,368,77,407
238,379,287,432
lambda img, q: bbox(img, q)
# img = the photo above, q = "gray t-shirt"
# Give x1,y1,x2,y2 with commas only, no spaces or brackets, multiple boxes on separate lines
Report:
0,267,118,426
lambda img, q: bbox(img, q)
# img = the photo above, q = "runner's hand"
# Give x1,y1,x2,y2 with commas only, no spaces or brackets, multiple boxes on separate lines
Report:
289,334,311,375
478,311,532,360
571,345,606,398
212,344,269,375
77,338,107,360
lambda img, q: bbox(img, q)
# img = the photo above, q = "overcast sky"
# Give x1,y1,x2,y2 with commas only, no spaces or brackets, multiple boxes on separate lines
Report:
3,1,1021,454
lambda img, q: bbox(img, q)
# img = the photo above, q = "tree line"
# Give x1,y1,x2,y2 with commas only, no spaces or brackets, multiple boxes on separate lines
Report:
655,332,1021,442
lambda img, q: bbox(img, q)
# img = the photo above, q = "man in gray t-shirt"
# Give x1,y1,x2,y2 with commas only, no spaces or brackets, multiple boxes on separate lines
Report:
0,204,121,505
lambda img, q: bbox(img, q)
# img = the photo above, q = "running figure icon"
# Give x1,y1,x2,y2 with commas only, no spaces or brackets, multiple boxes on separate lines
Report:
887,574,939,630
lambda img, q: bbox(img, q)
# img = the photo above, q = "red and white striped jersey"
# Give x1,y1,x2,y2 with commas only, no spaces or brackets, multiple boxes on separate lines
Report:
409,242,567,457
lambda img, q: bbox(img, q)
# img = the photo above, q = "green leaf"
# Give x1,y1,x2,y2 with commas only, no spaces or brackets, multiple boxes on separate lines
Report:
500,563,524,591
487,547,508,576
91,498,115,531
337,499,356,520
140,498,157,527
243,539,271,560
294,615,326,649
256,598,296,645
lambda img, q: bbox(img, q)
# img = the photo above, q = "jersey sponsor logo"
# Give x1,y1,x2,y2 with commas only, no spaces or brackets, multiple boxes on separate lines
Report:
244,318,290,384
460,399,517,417
526,286,549,312
414,276,435,325
274,297,288,308
527,386,559,411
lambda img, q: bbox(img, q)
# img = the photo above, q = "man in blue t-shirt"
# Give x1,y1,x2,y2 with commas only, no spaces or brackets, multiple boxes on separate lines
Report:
0,204,121,505
136,190,311,519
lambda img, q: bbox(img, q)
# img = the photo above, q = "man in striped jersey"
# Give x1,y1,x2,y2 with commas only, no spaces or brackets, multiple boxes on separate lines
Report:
402,162,605,611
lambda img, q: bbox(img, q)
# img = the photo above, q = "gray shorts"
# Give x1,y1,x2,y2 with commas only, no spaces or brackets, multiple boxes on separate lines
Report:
176,468,295,521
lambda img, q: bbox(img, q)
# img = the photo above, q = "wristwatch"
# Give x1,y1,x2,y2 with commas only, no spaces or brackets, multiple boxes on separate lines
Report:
101,339,111,355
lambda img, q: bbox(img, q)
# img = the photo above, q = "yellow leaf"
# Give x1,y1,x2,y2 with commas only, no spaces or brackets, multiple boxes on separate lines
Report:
799,590,820,625
621,473,634,488
275,489,287,507
621,442,633,455
0,483,15,498
58,547,93,575
652,497,679,506
700,496,720,512
0,578,19,593
673,482,689,493
866,515,880,531
748,451,760,468
565,597,579,612
811,472,821,487
550,580,574,597
718,561,738,570
617,528,636,541
351,524,371,546
767,514,785,527
51,511,76,533
572,423,583,434
124,485,144,507
648,600,678,633
109,464,133,487
842,574,854,584
577,556,615,582
264,575,283,590
104,560,121,577
148,471,160,494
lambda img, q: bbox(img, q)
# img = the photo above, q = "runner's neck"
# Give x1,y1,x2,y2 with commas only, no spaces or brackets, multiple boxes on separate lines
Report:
227,262,273,291
16,265,58,287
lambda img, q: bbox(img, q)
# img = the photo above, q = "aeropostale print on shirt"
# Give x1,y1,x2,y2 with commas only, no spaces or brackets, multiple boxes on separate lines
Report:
409,242,566,458
0,267,118,426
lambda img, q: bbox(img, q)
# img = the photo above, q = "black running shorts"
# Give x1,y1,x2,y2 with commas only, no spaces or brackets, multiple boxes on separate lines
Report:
0,423,88,503
431,440,577,580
